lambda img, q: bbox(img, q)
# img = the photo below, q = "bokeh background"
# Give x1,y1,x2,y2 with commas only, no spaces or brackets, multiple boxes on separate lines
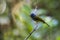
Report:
0,0,60,40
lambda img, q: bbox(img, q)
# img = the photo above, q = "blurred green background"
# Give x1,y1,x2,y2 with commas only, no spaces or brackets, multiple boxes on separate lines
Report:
0,0,60,40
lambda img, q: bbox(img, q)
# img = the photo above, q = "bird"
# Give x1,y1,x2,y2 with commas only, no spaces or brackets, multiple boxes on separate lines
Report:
30,13,49,27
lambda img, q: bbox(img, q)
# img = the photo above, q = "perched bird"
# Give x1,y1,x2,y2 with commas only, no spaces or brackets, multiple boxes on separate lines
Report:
30,13,49,26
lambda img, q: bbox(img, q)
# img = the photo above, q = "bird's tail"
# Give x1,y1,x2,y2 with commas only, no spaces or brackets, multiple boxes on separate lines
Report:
39,18,49,27
43,21,49,27
45,22,50,27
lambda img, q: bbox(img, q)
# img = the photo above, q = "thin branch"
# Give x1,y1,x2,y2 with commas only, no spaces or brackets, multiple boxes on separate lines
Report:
24,22,38,40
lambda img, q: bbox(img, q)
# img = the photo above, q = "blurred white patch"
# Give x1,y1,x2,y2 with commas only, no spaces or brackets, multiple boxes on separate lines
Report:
31,9,48,16
37,9,47,15
0,17,10,24
45,16,52,22
38,23,43,27
52,19,58,26
33,33,41,38
25,0,30,4
0,0,6,14
44,16,58,26
31,8,38,15
13,29,19,36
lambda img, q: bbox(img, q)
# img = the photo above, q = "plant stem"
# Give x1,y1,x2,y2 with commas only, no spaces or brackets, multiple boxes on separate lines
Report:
24,22,38,40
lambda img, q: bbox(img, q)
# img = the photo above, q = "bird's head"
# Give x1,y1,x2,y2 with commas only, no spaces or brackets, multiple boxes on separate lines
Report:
30,13,36,18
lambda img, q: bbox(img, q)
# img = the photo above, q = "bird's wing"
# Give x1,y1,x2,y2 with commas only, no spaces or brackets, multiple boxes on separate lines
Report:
36,16,49,27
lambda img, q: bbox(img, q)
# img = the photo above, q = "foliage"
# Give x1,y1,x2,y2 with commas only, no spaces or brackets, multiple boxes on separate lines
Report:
0,0,60,40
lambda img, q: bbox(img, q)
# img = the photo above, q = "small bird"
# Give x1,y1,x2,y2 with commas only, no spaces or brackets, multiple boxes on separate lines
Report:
30,13,49,26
